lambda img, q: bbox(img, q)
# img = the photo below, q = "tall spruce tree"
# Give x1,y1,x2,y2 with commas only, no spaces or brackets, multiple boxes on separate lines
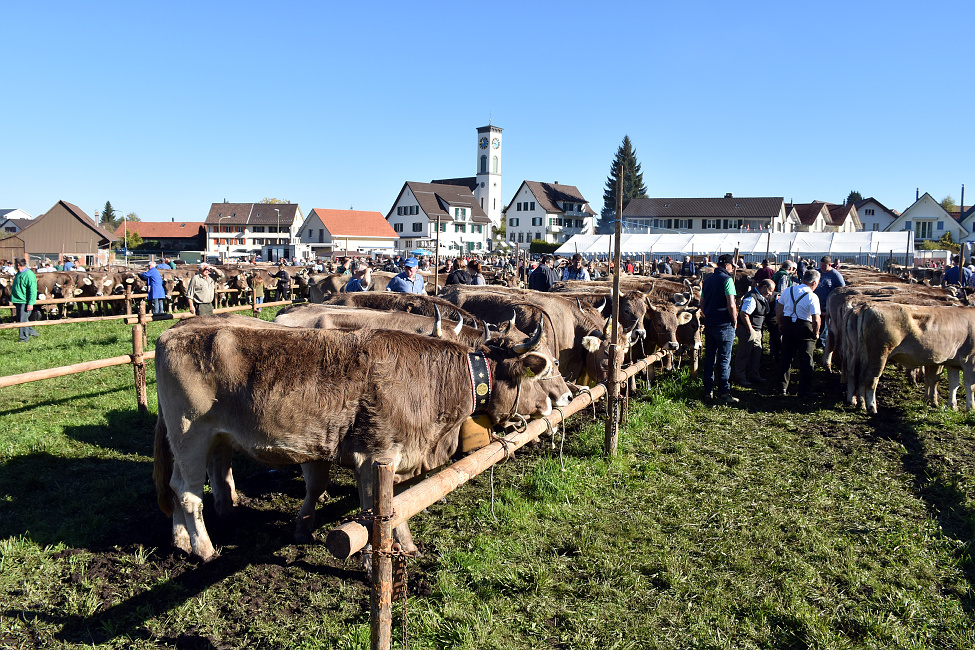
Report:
100,201,120,230
600,136,648,233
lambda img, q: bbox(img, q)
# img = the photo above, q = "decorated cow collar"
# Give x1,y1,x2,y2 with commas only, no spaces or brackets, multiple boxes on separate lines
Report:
466,351,493,414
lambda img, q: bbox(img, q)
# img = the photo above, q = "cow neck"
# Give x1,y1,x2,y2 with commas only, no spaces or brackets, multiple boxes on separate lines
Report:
466,349,493,415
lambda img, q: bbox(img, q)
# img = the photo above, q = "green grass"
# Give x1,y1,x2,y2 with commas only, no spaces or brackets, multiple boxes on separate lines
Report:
0,314,973,648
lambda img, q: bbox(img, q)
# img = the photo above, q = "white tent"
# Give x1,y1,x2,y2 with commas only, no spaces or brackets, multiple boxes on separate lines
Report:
555,232,915,265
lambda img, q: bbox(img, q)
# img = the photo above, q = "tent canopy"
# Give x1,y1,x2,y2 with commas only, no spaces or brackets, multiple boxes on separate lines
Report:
555,232,914,261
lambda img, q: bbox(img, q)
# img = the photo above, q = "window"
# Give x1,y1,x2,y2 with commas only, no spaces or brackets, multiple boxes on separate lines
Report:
872,223,879,231
480,155,487,173
480,198,484,209
394,223,404,233
454,224,466,233
253,226,265,232
397,207,403,216
308,229,313,238
532,217,542,226
476,242,483,250
412,223,423,232
916,221,932,239
865,209,875,216
473,225,482,233
530,202,535,211
536,232,542,241
518,233,524,243
549,218,557,226
704,219,719,230
938,221,944,230
676,219,691,230
510,233,516,242
318,229,324,243
492,156,498,173
440,222,446,232
516,202,522,211
509,218,519,227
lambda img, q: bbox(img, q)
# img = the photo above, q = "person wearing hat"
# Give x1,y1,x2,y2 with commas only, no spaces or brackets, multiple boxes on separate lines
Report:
186,263,216,316
266,261,292,302
814,256,845,349
139,260,166,315
386,257,425,293
344,262,372,292
700,253,739,404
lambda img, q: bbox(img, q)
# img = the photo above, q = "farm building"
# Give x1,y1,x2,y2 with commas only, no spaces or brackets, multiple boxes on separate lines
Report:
10,200,117,266
113,221,206,251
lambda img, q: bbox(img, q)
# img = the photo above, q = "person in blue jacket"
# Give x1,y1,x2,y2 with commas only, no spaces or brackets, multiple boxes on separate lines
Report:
139,260,166,314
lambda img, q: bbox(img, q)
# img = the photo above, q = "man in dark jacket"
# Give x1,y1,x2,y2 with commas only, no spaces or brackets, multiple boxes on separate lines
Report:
700,254,738,404
734,279,774,386
528,255,559,292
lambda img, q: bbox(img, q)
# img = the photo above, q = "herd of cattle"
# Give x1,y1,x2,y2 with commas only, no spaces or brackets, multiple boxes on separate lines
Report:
15,259,961,560
150,265,703,561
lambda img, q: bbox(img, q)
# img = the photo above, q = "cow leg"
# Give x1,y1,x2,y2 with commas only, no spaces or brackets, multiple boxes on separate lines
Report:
965,365,975,412
923,365,942,408
170,456,215,561
948,367,961,411
295,460,331,543
207,440,237,517
862,355,887,415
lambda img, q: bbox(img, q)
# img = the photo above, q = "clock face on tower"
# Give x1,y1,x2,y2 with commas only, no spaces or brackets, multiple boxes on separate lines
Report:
492,138,500,149
479,137,488,149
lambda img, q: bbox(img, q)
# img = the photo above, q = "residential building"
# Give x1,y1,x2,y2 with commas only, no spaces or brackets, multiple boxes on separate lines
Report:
790,202,833,232
12,200,117,265
0,209,33,234
826,203,862,233
503,181,596,245
622,195,797,234
113,220,206,251
856,197,899,232
204,202,306,262
299,209,398,258
887,192,969,244
427,124,504,230
386,181,491,255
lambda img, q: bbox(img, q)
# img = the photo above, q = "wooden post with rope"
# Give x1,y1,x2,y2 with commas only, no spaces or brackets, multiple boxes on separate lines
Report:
605,163,624,457
370,459,394,650
132,302,148,415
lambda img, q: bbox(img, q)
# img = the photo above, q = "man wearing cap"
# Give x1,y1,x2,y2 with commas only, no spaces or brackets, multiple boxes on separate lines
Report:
266,261,292,302
700,253,738,404
776,268,821,397
386,257,425,293
186,264,216,316
344,262,372,292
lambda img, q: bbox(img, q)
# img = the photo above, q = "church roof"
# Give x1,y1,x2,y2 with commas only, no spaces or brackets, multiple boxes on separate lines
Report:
394,182,490,223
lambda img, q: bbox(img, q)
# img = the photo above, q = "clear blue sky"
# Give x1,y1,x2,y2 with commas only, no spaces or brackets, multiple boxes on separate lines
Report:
4,0,973,222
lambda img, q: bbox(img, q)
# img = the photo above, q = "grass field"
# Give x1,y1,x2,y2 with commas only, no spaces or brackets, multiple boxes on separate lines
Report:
0,312,973,649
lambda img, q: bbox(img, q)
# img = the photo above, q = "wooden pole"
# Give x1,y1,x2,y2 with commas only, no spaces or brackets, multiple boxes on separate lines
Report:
132,302,148,414
124,284,133,316
765,231,771,263
605,163,624,457
370,460,394,650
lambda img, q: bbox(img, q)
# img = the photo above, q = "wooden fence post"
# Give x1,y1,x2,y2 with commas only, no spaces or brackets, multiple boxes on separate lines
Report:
132,302,148,415
370,459,394,650
124,284,133,316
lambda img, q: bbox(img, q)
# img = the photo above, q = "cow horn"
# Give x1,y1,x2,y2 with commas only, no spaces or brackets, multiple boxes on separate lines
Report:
432,305,443,338
596,297,607,312
513,322,543,354
482,320,491,343
576,297,584,312
453,314,464,335
508,309,517,328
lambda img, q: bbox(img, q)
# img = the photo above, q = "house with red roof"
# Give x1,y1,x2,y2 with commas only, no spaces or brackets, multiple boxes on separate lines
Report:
113,220,206,251
298,209,398,258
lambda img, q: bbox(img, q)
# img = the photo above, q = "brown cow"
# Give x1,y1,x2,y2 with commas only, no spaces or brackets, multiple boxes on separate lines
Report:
153,315,571,561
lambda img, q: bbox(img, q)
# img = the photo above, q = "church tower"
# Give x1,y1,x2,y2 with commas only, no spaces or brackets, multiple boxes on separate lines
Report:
475,125,502,228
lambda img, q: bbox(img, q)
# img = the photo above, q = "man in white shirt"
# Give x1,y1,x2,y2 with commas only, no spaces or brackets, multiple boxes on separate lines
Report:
775,269,821,397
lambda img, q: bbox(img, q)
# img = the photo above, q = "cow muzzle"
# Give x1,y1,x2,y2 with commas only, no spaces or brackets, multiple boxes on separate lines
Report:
666,341,679,351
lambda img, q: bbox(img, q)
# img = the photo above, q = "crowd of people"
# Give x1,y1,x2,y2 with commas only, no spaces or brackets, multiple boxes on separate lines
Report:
699,255,848,404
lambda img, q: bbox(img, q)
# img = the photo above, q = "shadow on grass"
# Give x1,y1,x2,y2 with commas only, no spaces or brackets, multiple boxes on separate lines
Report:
867,398,975,615
0,385,155,419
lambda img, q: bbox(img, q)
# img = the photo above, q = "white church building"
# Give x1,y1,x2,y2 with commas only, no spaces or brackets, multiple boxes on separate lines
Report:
386,125,503,255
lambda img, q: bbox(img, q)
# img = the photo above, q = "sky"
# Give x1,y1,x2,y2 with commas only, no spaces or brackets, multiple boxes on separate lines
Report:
3,0,974,223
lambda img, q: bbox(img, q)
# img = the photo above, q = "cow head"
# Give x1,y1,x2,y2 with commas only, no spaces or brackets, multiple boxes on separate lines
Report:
643,302,683,351
483,324,572,426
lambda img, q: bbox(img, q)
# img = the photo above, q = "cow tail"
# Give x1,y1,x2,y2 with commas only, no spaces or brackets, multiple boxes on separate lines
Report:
153,411,176,517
